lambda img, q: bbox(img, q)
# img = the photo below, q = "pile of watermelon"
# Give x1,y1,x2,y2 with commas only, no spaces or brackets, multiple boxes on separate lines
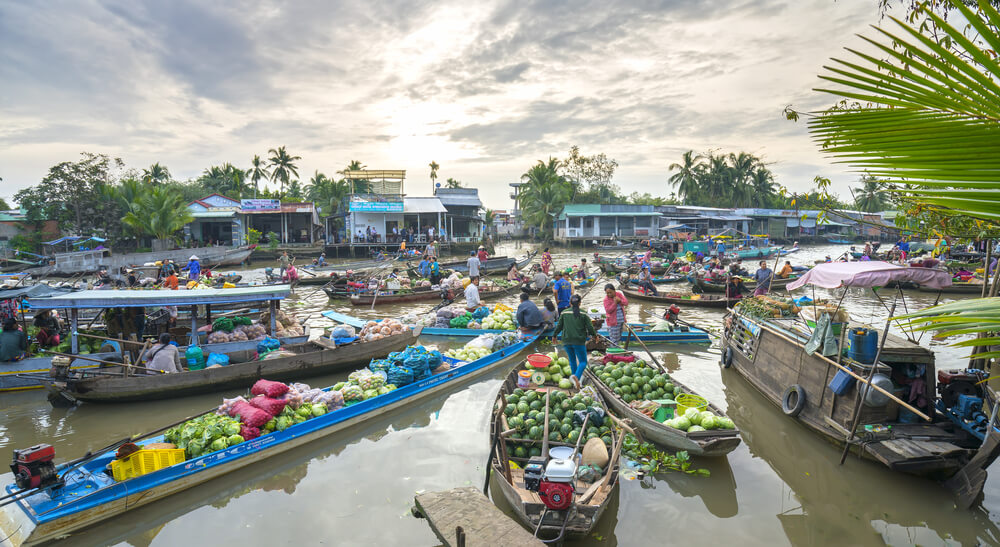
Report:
501,387,613,460
590,360,676,404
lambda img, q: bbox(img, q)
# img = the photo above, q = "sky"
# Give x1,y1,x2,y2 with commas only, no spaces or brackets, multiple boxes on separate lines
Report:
0,0,889,209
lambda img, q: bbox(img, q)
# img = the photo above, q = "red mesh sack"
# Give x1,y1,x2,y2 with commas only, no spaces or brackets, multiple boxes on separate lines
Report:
249,396,287,416
240,425,261,440
251,379,289,398
602,354,635,365
229,401,270,428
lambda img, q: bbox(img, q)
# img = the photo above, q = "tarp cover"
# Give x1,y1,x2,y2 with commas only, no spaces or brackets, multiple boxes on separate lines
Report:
787,261,953,291
0,285,78,301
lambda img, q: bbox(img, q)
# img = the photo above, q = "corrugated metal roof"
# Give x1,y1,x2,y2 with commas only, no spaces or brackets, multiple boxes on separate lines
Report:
25,286,291,309
404,197,447,213
435,188,483,208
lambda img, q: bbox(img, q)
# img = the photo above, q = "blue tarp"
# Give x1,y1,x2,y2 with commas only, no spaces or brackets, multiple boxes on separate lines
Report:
42,236,84,246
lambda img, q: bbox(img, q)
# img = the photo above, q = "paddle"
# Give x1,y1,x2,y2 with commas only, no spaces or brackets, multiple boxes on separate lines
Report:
625,323,664,370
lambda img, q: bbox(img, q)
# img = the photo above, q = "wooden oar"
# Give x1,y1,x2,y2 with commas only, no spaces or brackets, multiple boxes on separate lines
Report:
41,349,166,374
625,323,664,370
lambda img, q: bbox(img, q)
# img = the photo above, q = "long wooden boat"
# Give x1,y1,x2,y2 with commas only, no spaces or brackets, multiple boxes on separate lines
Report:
720,308,1000,489
42,329,417,404
442,251,536,274
626,274,686,285
0,337,536,546
25,245,255,278
488,366,620,541
691,275,798,293
584,362,740,457
725,246,783,260
618,286,738,308
349,287,452,306
420,322,710,344
917,281,986,294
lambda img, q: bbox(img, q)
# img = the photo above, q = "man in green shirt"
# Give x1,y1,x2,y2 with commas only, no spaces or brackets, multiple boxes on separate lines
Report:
552,294,597,388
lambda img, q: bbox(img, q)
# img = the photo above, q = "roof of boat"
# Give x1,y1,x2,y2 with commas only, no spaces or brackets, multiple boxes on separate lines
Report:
25,285,291,309
787,261,953,290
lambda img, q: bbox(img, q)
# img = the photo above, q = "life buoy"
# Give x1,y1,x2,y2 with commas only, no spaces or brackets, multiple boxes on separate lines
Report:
781,385,806,417
721,346,733,368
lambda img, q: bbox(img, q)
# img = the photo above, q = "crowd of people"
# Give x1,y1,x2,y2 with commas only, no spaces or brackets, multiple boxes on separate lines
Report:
354,225,448,244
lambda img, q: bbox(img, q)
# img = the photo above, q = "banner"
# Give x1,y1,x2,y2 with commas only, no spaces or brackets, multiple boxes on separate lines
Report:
241,199,281,211
350,201,403,212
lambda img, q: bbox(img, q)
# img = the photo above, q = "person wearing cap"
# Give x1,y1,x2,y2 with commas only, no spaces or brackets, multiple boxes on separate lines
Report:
466,251,480,278
186,255,201,279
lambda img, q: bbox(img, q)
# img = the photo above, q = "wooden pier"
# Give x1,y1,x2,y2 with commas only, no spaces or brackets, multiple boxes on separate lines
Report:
413,487,543,547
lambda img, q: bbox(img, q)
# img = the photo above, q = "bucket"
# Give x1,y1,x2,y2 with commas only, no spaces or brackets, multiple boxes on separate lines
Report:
526,354,552,369
517,369,532,388
848,328,879,364
675,393,707,417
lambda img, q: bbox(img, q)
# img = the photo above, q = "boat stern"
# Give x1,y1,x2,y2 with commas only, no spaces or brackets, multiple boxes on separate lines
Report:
0,480,37,547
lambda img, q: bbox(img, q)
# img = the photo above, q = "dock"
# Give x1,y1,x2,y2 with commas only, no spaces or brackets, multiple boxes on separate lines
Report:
413,487,544,547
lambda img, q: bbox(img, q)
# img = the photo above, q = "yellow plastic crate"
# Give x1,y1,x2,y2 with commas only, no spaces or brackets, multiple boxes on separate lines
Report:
111,448,186,481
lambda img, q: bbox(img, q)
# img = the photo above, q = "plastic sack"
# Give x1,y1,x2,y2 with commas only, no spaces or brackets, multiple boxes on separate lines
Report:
426,350,443,370
472,306,490,320
256,337,281,354
249,396,287,416
601,353,636,365
232,316,252,326
251,379,289,398
387,365,414,387
212,317,235,333
240,425,261,440
229,401,270,428
466,333,497,350
649,321,674,332
217,396,247,415
316,390,345,409
206,353,230,367
331,325,356,339
369,359,392,373
572,406,606,427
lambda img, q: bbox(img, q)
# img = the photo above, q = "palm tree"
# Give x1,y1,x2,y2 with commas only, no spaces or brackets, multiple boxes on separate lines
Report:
851,175,890,213
142,163,171,185
249,155,270,197
339,160,368,194
444,177,463,188
267,146,302,196
668,151,704,204
520,158,572,240
121,187,193,244
429,161,439,193
750,168,776,207
306,171,351,216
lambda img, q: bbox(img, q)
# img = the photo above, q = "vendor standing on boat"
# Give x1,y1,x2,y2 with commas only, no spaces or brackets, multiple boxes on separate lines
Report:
477,245,489,265
418,255,431,279
0,318,27,362
516,292,544,334
603,284,629,345
466,251,480,278
278,251,290,280
140,333,182,373
541,248,552,274
32,309,61,348
465,276,481,311
186,255,201,280
552,271,573,314
753,260,773,296
429,257,442,285
425,240,437,259
553,294,597,389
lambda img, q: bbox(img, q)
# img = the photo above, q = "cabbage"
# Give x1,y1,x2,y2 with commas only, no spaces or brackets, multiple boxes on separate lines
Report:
687,425,706,433
292,414,307,424
187,439,206,457
223,422,241,436
700,415,717,430
276,416,292,431
296,406,313,418
684,407,700,421
264,418,277,431
210,438,228,452
716,417,735,430
673,416,691,431
227,434,245,445
312,404,327,417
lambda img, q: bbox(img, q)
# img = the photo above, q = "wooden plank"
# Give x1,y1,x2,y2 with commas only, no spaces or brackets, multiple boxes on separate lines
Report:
414,487,543,547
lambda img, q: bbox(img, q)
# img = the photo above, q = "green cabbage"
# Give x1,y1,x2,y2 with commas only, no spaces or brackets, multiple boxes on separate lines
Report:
227,434,245,446
223,422,241,436
210,437,228,452
312,404,327,417
276,416,292,431
295,406,312,418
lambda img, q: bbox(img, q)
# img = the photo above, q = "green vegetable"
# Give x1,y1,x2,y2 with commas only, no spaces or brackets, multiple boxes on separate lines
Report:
224,422,241,436
227,434,245,445
276,416,292,431
296,406,313,418
210,438,228,452
312,404,327,416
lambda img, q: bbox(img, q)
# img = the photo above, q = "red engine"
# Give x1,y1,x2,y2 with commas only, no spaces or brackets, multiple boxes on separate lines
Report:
11,444,60,490
537,480,574,511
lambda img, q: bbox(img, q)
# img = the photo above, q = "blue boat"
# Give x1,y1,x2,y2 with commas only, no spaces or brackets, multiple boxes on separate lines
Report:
0,338,535,545
420,323,710,344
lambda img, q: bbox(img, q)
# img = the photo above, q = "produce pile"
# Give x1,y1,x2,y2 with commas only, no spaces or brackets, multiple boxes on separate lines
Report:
399,311,438,328
207,323,268,344
259,309,305,339
590,358,677,404
480,307,516,330
363,345,441,387
358,318,408,342
531,350,576,388
442,332,519,361
502,385,614,460
164,413,246,459
735,295,800,319
662,407,735,433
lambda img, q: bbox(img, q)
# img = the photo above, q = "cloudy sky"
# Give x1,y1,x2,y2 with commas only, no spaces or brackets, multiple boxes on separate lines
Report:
0,0,887,208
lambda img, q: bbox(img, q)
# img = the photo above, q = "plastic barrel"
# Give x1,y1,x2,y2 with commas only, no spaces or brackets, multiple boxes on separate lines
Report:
848,328,879,364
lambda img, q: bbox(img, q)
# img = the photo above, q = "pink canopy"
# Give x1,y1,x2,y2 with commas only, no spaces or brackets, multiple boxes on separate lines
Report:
786,261,953,291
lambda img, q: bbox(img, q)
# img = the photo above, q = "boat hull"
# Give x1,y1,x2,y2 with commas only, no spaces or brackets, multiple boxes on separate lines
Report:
619,287,736,308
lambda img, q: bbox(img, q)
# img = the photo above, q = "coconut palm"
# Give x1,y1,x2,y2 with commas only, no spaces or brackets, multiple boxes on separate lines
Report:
267,146,301,196
445,177,463,188
668,151,704,204
851,176,890,213
339,160,369,194
249,155,270,197
803,0,1000,357
121,187,193,242
142,163,171,185
520,158,572,240
429,160,439,192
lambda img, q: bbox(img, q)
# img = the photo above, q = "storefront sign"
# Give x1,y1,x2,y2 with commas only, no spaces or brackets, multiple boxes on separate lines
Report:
350,201,403,212
241,199,281,211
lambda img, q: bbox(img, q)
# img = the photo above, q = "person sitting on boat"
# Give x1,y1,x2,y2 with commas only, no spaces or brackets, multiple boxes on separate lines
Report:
552,271,573,314
637,266,659,296
753,260,773,296
726,276,748,299
602,284,629,345
778,261,794,279
516,292,544,335
506,262,522,282
954,267,975,281
592,252,600,263
32,309,61,348
466,251,481,278
317,253,326,267
824,255,833,263
185,255,201,280
577,257,590,279
0,318,27,362
140,333,182,374
464,276,481,311
541,298,558,331
163,269,179,290
553,294,597,390
418,256,431,279
528,266,548,293
283,263,299,283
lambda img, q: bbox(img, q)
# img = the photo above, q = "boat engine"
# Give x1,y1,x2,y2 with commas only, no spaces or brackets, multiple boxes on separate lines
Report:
938,369,986,407
11,444,60,490
536,459,577,511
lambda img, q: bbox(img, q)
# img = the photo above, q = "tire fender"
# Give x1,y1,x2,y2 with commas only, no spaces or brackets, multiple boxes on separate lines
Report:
781,384,806,417
721,346,734,368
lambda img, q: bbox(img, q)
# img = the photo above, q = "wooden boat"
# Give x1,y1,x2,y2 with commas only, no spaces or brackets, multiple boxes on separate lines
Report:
349,286,451,306
584,362,741,456
488,366,620,541
25,245,256,278
825,236,852,244
442,251,536,274
721,262,1000,504
618,287,738,308
597,322,710,344
779,247,800,256
0,337,536,546
595,241,634,250
626,274,685,285
691,275,797,293
917,280,986,294
726,246,783,260
42,329,418,404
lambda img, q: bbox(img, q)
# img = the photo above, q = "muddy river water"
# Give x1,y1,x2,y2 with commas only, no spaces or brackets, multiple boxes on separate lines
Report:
2,243,997,546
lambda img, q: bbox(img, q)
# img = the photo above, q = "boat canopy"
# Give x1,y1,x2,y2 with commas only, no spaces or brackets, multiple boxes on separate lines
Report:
25,285,291,309
0,285,76,301
786,261,953,291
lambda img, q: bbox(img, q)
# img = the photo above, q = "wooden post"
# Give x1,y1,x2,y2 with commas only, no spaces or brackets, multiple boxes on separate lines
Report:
190,305,198,346
70,308,79,354
206,304,212,327
269,300,277,335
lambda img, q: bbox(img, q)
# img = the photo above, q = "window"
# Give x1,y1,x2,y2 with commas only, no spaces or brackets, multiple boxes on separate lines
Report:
635,217,650,228
569,217,582,228
584,219,593,228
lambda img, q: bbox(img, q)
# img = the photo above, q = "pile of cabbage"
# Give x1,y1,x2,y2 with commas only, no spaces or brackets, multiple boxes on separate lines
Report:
664,407,736,433
481,308,516,330
443,332,520,361
164,414,246,459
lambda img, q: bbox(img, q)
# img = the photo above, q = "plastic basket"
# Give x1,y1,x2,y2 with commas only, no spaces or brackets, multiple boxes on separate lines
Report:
111,448,186,481
526,354,552,369
675,394,708,418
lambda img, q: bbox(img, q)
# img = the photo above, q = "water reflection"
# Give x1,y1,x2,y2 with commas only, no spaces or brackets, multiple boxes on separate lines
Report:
723,366,1000,546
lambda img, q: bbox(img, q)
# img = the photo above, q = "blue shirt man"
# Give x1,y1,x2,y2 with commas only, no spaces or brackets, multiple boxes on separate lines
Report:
186,256,201,279
716,241,726,257
417,257,430,278
553,273,572,312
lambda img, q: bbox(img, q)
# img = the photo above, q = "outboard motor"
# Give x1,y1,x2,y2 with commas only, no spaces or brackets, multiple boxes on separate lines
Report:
11,444,61,491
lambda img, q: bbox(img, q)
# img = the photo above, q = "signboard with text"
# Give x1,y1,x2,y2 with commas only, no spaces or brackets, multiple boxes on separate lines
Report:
241,199,281,212
349,201,403,213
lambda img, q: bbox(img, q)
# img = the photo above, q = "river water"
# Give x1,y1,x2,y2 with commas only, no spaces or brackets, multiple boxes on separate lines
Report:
2,243,998,546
